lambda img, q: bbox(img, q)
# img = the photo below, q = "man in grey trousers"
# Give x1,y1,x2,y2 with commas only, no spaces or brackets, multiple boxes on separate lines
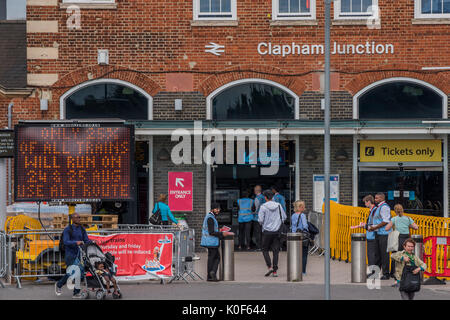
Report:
258,190,287,277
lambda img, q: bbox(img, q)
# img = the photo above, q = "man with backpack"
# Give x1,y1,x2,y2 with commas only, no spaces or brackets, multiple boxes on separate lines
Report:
55,213,93,298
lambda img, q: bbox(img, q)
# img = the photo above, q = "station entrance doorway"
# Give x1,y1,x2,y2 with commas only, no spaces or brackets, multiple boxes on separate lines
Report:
211,140,296,241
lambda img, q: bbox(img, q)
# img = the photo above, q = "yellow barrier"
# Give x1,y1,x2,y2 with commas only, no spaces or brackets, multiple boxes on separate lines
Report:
328,201,450,274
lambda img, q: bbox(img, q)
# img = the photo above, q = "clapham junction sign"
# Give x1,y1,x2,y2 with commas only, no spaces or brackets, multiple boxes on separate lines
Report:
257,41,394,57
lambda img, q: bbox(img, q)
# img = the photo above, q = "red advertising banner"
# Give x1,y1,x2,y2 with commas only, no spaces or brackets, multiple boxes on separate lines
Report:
88,233,173,279
168,171,193,211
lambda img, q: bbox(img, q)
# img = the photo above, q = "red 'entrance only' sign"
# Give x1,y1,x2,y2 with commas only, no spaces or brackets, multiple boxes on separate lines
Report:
168,172,193,211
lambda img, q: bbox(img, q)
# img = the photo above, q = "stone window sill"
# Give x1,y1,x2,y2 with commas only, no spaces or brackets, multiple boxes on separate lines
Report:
270,20,318,26
190,20,238,27
332,19,377,26
60,3,117,9
412,18,450,25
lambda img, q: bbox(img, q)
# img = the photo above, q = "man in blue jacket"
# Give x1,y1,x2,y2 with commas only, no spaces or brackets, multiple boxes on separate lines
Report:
55,213,93,298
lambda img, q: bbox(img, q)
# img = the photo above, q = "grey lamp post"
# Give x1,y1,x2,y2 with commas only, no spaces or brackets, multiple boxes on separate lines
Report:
324,0,331,301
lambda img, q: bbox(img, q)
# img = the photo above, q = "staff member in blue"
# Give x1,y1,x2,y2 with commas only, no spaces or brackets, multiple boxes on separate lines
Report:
355,195,380,277
201,203,233,281
237,191,254,251
368,192,392,280
271,185,286,212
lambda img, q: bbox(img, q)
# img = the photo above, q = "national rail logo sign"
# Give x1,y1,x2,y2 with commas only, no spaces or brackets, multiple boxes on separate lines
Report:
14,122,135,202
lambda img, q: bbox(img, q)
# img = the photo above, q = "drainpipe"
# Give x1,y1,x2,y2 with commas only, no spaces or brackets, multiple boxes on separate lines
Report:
7,102,12,205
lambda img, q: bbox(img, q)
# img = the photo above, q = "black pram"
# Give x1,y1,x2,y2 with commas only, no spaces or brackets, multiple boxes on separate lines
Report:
79,242,122,300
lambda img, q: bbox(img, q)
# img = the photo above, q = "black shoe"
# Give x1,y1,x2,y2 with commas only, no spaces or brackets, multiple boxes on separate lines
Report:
265,269,274,277
380,275,390,280
208,272,219,282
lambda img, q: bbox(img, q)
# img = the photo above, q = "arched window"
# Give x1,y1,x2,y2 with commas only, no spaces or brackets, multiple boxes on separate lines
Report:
64,82,149,120
357,80,444,120
211,82,296,120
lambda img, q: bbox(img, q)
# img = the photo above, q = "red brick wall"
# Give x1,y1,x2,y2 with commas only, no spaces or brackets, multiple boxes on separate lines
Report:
16,0,450,123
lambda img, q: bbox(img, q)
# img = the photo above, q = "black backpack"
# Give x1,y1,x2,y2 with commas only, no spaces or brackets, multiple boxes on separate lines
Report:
149,203,162,225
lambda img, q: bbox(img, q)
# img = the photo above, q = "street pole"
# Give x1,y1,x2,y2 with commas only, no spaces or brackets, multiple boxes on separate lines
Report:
324,0,331,300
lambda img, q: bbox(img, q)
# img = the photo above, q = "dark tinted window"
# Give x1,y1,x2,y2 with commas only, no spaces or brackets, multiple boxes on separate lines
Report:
213,83,295,120
359,81,443,120
66,83,148,120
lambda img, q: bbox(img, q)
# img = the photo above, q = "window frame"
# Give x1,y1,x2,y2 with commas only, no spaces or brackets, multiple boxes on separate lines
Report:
353,77,448,120
0,0,26,21
272,0,316,20
193,0,237,21
414,0,450,19
334,0,378,20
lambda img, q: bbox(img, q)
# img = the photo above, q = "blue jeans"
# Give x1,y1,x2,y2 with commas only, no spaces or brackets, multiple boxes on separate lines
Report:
57,255,84,295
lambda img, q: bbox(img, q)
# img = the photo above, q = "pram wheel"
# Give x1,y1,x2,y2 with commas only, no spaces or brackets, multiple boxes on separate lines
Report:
96,290,106,300
81,290,90,300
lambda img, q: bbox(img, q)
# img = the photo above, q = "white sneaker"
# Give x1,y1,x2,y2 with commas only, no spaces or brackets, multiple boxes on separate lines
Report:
55,283,62,296
72,293,82,299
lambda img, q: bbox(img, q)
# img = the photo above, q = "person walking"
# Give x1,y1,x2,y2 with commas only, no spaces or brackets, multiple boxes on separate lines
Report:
291,200,309,275
391,238,426,300
386,204,419,286
55,213,93,298
251,185,265,251
153,194,178,225
200,203,233,281
368,192,392,280
237,191,254,251
258,190,287,277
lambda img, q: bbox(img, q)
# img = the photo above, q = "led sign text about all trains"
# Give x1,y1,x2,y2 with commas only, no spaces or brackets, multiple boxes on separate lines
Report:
15,126,133,201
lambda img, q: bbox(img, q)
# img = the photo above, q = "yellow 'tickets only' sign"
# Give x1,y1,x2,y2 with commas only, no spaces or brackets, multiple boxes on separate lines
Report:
359,140,442,162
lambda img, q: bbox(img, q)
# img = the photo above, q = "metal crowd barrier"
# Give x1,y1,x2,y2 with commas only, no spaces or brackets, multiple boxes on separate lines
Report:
328,201,450,273
3,224,201,288
6,229,65,288
0,231,6,288
307,211,324,256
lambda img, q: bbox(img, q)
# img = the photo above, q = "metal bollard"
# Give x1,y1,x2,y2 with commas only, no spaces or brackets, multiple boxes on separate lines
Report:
351,233,367,283
287,233,303,281
412,234,424,282
412,234,423,260
219,235,235,281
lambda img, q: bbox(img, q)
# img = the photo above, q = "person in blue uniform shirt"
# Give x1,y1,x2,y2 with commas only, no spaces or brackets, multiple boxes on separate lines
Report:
355,195,380,278
200,203,233,281
368,192,392,280
271,185,286,213
237,191,254,251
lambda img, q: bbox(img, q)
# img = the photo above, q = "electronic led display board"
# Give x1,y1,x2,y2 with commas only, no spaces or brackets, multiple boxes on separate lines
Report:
14,122,135,202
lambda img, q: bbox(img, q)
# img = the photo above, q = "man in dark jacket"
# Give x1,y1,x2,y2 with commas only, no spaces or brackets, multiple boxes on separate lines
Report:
55,213,92,298
200,203,233,281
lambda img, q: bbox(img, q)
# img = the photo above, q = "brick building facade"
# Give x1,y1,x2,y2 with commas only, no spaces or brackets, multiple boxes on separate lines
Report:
1,0,449,247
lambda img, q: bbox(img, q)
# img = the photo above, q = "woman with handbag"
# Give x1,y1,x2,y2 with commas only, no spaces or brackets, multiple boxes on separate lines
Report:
385,204,419,286
290,200,309,276
391,238,426,300
151,194,178,226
